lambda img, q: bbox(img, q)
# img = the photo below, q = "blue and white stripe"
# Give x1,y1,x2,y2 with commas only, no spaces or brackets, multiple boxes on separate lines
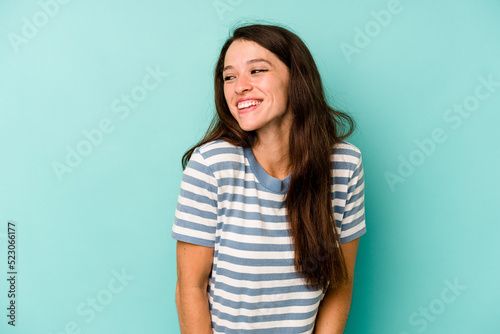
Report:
172,139,366,333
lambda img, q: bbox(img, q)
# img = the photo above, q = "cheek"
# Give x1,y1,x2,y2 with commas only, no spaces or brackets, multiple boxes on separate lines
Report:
267,78,289,100
280,82,290,103
223,86,230,103
228,108,238,119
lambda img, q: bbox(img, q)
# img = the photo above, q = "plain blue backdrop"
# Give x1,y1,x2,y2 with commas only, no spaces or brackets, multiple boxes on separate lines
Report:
1,0,499,333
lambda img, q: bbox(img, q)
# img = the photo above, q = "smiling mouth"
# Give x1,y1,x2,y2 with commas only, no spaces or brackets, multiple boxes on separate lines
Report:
237,100,262,110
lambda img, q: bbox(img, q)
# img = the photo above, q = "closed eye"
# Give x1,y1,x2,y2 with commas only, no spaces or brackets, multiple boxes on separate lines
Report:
251,69,268,74
223,69,268,81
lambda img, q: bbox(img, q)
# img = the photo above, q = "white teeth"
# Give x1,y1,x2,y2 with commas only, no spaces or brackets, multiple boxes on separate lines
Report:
237,100,262,110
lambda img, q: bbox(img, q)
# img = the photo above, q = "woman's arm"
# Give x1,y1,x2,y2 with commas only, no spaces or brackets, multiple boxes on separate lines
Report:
314,238,360,334
175,240,214,334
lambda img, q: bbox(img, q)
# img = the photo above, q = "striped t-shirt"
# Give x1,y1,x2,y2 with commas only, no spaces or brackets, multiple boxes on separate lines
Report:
171,139,366,333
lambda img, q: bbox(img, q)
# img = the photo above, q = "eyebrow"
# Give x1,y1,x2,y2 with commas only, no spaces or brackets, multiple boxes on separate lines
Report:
223,58,272,72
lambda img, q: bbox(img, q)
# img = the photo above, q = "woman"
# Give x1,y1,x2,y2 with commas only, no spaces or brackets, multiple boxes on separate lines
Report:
172,24,366,333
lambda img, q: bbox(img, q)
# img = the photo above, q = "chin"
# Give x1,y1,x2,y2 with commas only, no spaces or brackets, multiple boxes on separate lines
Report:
239,125,257,132
238,122,263,132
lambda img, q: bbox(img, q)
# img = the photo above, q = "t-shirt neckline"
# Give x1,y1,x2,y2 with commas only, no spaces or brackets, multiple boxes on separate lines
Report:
244,146,291,194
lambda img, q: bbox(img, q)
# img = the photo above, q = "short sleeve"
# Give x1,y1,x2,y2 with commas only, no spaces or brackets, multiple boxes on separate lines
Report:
339,151,367,243
171,148,218,247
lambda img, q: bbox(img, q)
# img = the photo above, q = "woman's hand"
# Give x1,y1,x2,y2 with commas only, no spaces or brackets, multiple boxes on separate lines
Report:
175,241,214,334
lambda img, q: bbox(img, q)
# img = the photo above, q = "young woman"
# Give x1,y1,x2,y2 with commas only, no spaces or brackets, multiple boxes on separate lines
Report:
172,24,366,334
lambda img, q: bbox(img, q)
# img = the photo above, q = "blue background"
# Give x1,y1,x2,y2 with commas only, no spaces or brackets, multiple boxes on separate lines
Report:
1,0,499,333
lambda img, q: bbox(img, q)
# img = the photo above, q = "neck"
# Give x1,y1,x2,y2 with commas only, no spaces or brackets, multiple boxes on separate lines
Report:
252,117,292,181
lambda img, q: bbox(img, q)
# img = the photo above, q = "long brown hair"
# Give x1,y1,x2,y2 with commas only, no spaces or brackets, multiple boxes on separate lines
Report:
182,24,355,290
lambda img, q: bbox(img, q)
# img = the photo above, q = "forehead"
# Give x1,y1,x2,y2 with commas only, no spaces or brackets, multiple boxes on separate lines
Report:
223,40,279,67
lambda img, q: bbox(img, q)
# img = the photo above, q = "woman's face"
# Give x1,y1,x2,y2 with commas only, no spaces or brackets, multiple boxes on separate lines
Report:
222,39,291,134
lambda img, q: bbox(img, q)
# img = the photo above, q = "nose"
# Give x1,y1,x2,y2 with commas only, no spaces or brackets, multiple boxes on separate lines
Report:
235,74,252,94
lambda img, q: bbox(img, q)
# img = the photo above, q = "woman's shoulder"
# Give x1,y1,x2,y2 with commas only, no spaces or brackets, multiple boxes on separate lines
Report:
191,140,245,170
332,140,362,155
331,140,363,166
196,139,243,156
